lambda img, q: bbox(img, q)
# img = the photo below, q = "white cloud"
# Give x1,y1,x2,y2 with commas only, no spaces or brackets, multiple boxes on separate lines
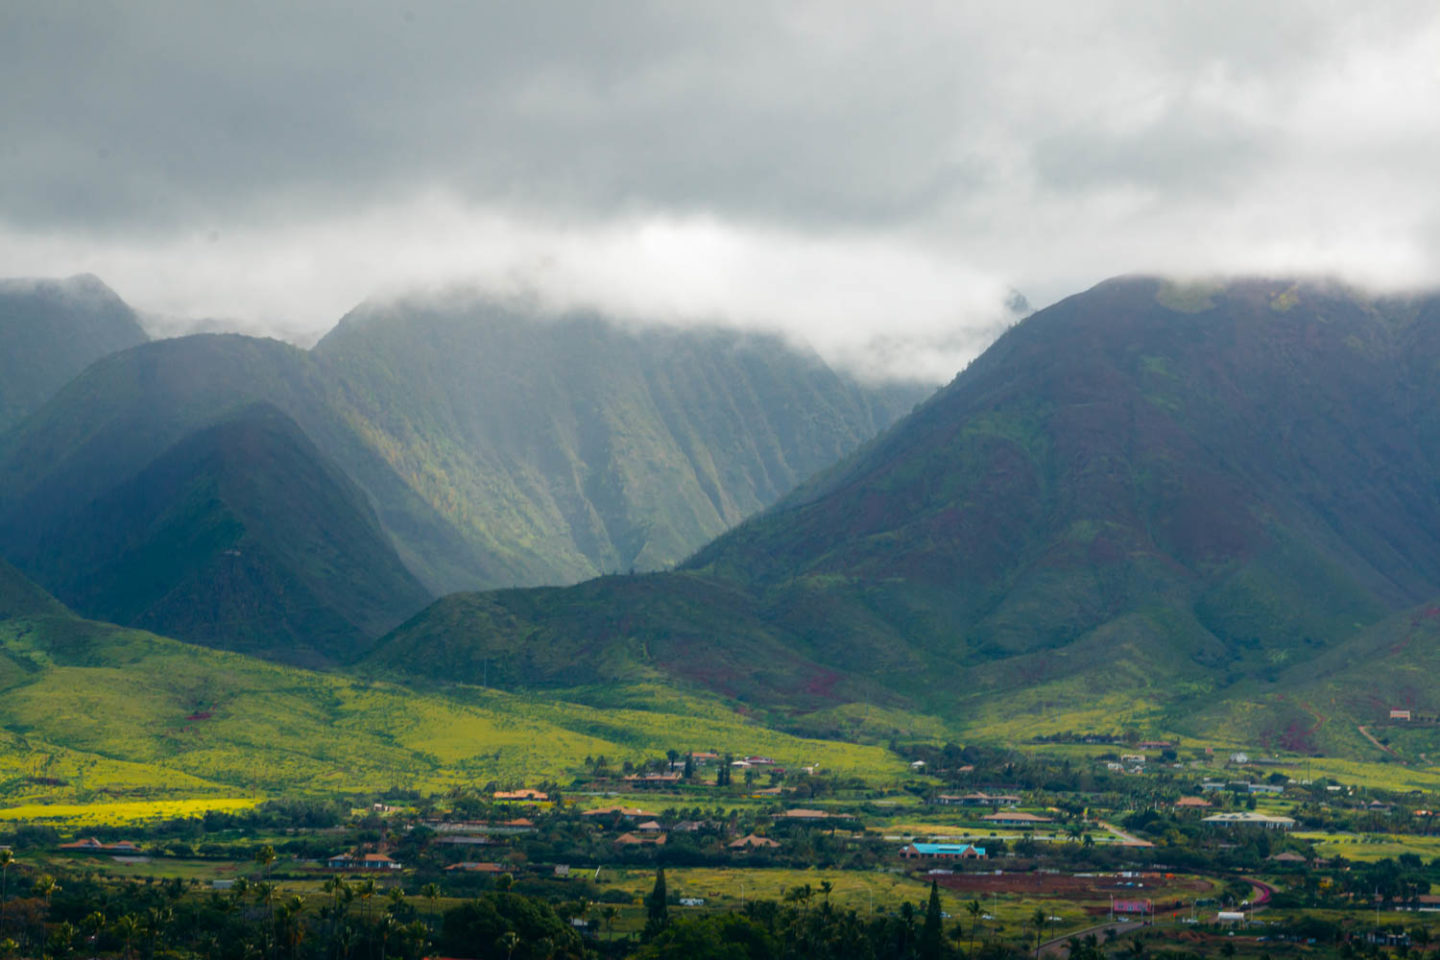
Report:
2,1,1439,379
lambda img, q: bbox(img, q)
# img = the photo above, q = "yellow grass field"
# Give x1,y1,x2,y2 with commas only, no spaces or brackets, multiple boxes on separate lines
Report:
0,797,262,826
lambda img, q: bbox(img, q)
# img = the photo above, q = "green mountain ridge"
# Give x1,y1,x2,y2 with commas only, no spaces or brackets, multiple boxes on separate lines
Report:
0,274,148,433
368,276,1440,753
0,286,927,661
8,404,431,665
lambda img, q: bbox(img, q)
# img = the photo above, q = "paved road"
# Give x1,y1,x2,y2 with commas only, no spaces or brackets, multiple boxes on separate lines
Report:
1037,920,1145,957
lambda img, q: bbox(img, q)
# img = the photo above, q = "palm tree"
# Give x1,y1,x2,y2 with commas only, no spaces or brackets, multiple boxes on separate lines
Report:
1033,907,1047,956
33,874,58,948
33,874,57,909
819,880,834,906
401,920,428,960
498,930,520,960
0,849,11,938
967,899,983,954
601,906,618,940
255,844,277,881
113,915,141,960
357,878,377,924
356,878,378,960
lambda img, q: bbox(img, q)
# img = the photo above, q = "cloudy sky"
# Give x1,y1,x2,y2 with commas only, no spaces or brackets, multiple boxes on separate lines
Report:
3,2,1439,380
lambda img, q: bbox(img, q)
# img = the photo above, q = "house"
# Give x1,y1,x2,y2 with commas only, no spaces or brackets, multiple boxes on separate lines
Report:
1230,752,1250,764
1120,754,1146,765
776,808,837,822
58,838,141,854
635,820,664,834
898,842,986,860
493,788,549,802
1391,709,1412,721
980,811,1053,826
1201,812,1295,830
1199,780,1226,791
582,806,656,820
1174,797,1211,809
672,820,717,833
436,836,494,846
446,862,504,873
624,773,682,788
729,834,781,851
1267,852,1308,864
1247,783,1284,795
328,852,402,870
934,792,1019,807
614,832,667,846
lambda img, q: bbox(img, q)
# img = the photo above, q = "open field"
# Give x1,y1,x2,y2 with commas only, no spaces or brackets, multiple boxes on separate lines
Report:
0,797,262,825
1293,831,1440,863
0,613,904,808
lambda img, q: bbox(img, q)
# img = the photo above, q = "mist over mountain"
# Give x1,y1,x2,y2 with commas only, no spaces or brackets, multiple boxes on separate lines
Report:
314,296,929,585
372,276,1440,736
0,280,928,660
0,274,148,433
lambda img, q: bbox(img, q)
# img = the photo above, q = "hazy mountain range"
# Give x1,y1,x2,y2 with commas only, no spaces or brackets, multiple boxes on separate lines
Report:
4,271,1440,763
0,276,930,662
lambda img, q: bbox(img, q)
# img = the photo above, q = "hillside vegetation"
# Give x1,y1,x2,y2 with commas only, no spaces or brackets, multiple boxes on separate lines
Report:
0,567,902,804
370,277,1440,758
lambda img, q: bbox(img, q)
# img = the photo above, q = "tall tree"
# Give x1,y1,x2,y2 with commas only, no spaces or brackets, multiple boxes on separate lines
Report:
645,868,669,939
921,880,944,960
0,849,11,939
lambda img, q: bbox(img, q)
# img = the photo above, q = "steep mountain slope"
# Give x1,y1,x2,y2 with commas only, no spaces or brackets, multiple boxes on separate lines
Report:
0,274,148,433
6,404,431,665
0,333,482,605
313,297,928,584
0,292,927,595
371,277,1440,740
0,556,68,620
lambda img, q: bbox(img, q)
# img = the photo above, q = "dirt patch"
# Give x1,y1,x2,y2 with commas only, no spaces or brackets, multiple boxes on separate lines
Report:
934,871,1210,907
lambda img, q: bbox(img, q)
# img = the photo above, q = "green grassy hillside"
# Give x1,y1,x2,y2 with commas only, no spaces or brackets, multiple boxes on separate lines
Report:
0,571,902,805
368,277,1440,753
1181,599,1440,760
9,404,431,665
0,274,148,434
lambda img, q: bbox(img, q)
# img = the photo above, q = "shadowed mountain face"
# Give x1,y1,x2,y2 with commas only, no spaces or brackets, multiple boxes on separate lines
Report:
313,299,929,586
0,287,927,661
5,404,431,665
370,277,1440,731
0,275,148,433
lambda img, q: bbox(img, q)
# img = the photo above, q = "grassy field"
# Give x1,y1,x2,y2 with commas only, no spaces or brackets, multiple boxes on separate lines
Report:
1293,831,1440,863
0,612,903,820
0,797,261,826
